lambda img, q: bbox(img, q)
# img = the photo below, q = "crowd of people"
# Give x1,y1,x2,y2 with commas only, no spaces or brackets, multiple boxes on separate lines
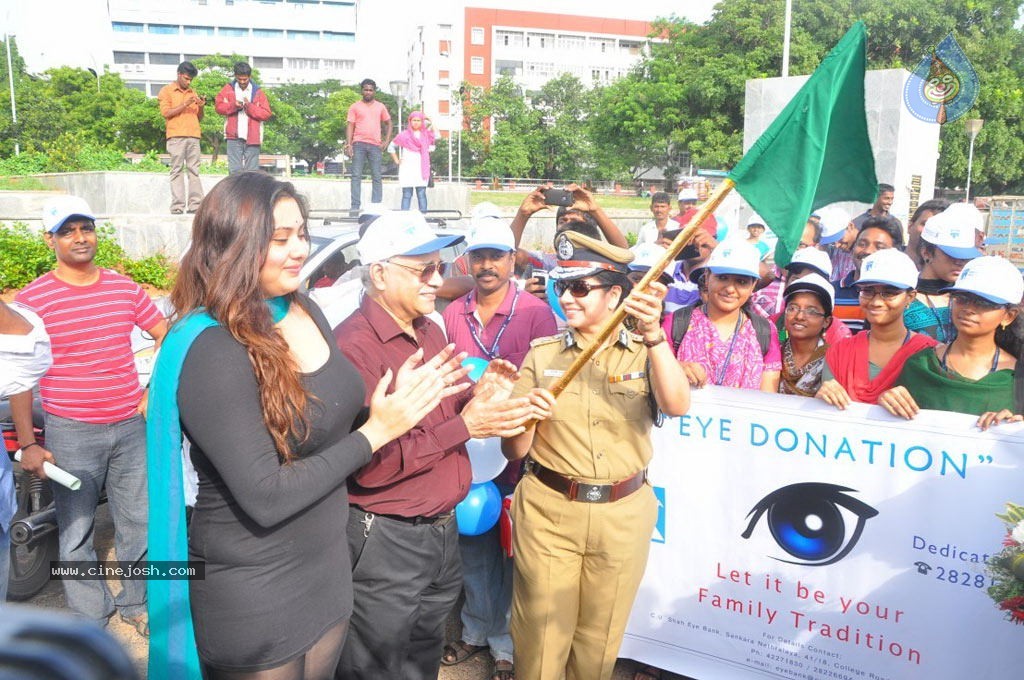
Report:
2,171,1023,680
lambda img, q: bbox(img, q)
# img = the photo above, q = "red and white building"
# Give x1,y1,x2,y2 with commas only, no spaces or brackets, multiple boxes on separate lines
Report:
406,8,654,139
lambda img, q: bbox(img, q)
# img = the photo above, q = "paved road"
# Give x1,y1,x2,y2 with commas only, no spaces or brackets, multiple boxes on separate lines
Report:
20,504,653,679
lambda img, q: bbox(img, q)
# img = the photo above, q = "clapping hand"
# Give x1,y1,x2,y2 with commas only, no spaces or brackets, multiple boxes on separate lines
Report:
475,359,520,402
395,344,470,401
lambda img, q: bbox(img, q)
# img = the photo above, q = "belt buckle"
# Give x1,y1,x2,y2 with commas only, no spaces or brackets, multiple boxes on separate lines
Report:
575,483,610,503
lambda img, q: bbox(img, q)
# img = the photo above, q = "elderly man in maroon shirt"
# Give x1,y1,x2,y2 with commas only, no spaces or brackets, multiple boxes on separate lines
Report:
333,211,547,680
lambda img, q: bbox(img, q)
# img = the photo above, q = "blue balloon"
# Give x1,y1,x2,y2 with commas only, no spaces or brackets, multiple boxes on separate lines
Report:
545,277,566,321
456,481,502,536
461,356,489,383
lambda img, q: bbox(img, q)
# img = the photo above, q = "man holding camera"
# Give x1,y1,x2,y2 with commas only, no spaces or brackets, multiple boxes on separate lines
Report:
158,61,206,214
510,184,630,301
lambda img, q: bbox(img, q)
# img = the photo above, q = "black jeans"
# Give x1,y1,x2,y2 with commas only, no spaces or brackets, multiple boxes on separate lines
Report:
336,509,462,680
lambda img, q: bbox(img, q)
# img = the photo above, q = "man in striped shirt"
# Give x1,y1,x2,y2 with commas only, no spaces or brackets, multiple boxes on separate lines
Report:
11,196,166,634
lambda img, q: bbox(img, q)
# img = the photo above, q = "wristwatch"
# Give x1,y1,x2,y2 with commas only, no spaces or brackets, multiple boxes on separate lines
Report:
642,331,666,348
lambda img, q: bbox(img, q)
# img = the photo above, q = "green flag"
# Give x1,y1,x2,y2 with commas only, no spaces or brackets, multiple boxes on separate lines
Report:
729,21,877,267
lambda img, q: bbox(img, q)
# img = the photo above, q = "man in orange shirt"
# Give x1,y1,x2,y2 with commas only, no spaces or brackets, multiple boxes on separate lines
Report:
158,61,205,214
346,79,392,216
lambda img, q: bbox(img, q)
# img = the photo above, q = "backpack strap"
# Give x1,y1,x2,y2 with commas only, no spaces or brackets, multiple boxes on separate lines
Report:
672,303,771,357
670,304,696,352
744,308,772,357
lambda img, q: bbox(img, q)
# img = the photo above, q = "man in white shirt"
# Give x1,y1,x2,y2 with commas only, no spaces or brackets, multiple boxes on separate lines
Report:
635,191,673,245
0,300,52,601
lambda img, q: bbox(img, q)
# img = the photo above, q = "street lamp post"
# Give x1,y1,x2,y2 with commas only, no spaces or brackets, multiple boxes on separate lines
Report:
965,118,983,202
456,86,464,184
389,79,408,132
4,32,18,156
782,0,793,78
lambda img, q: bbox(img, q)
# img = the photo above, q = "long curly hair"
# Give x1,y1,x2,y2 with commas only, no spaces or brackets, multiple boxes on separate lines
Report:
172,172,312,462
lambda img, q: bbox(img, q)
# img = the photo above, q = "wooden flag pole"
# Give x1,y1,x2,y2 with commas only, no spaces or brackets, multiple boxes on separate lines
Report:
524,178,736,427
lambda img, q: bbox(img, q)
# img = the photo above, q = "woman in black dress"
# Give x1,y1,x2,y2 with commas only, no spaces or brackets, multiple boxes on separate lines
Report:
169,172,464,679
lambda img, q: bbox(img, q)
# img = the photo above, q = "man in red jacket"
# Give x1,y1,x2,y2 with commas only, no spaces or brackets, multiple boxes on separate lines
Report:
215,62,273,174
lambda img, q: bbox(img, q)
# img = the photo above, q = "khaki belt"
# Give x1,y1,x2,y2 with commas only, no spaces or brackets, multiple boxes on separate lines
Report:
526,459,646,503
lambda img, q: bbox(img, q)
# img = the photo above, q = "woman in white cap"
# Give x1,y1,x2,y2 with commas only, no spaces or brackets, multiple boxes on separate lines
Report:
815,249,937,407
771,247,852,347
778,273,835,397
879,255,1022,428
905,198,951,268
672,240,782,391
904,203,983,342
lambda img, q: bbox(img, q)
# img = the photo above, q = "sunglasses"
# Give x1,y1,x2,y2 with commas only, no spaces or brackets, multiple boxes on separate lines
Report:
54,223,96,238
857,286,906,302
949,291,1008,312
554,280,613,298
386,259,448,282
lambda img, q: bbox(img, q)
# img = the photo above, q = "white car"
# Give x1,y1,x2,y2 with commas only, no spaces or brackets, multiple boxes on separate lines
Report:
133,213,469,382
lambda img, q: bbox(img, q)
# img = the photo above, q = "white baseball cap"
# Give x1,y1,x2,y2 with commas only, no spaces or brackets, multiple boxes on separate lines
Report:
817,206,851,245
677,188,698,202
466,216,514,252
628,242,673,285
942,256,1024,305
357,211,464,263
785,247,833,279
471,201,503,221
784,272,835,315
705,240,761,279
42,195,95,233
856,249,918,290
746,213,766,228
629,242,667,268
921,203,984,260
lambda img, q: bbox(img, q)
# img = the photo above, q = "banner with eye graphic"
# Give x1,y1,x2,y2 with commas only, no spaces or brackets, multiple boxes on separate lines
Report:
621,387,1024,680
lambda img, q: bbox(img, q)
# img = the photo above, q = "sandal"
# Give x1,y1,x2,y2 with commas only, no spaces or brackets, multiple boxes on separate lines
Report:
441,640,487,666
120,612,149,638
493,659,515,680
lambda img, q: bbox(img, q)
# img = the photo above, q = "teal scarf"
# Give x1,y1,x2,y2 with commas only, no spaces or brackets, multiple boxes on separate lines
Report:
147,296,290,680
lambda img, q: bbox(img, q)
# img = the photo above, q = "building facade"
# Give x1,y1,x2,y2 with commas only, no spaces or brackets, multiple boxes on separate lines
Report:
407,8,653,140
10,0,361,95
107,0,360,94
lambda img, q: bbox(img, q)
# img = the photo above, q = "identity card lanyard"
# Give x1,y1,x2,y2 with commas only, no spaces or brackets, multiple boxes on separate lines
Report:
465,286,520,360
704,304,744,386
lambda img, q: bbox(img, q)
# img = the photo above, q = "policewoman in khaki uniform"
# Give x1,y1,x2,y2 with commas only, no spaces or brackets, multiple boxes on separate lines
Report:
503,232,691,680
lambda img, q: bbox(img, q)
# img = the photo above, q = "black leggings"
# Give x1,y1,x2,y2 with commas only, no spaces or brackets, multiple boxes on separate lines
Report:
203,620,348,680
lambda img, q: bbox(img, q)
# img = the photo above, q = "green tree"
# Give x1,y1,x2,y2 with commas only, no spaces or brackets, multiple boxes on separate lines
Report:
271,80,346,170
531,74,596,180
584,0,1024,189
468,77,541,178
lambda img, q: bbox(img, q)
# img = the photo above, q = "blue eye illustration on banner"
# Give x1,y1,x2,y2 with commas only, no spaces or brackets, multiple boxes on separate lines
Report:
741,483,878,566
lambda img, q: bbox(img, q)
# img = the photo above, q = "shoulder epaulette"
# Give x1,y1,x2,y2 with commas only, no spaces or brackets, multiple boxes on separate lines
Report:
530,333,563,347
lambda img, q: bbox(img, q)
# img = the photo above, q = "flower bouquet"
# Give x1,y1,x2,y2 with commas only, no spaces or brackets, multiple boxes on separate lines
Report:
987,502,1024,625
